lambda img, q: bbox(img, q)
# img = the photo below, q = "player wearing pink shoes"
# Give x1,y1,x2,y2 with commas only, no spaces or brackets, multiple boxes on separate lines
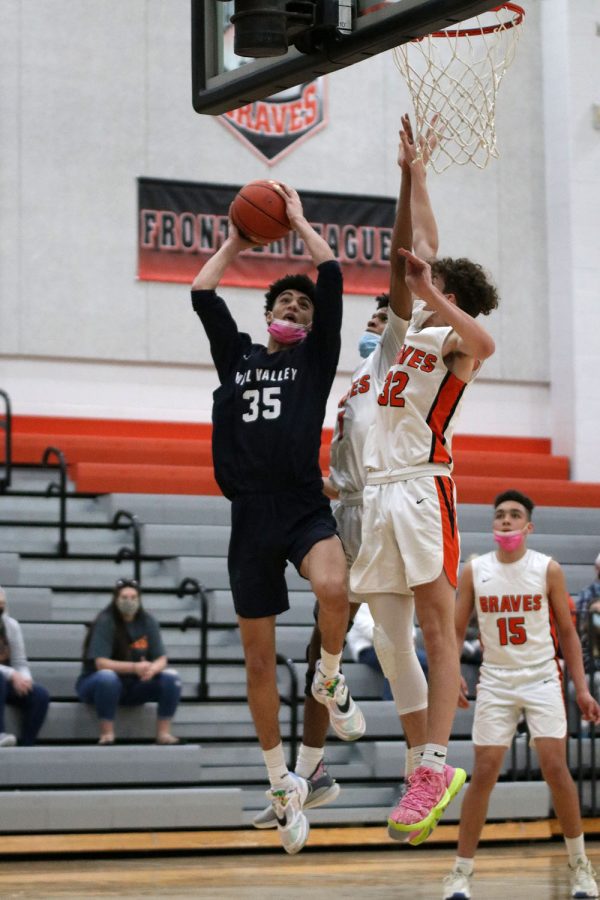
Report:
252,116,433,835
351,126,499,839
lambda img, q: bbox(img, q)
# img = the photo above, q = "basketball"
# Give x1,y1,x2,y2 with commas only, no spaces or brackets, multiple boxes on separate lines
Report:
230,180,291,245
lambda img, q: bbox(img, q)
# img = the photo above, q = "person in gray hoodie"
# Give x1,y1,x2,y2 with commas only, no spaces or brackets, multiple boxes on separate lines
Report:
0,587,50,746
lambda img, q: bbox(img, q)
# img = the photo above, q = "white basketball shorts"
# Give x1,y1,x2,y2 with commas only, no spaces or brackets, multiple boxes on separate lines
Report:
333,500,363,568
472,660,567,747
350,474,460,595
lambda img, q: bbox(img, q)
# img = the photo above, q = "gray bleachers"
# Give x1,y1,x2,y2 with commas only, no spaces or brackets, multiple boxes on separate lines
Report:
0,494,108,524
0,471,598,834
459,504,600,536
98,493,231,526
0,744,204,786
25,659,383,702
0,787,242,832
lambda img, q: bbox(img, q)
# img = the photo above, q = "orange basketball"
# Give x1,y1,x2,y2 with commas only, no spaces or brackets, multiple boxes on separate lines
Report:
230,180,291,245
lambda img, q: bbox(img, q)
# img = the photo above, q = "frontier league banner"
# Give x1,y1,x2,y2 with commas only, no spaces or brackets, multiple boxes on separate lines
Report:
138,178,395,296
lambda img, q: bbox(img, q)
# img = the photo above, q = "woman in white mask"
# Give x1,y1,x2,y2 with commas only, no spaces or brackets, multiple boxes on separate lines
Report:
76,579,182,745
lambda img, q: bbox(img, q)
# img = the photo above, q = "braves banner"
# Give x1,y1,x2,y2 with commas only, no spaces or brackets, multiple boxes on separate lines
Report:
138,178,395,296
219,80,328,165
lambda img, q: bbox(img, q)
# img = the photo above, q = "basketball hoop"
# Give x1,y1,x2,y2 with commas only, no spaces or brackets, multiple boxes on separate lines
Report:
393,3,525,173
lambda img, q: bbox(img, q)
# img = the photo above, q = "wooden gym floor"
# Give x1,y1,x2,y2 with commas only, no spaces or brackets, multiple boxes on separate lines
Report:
0,841,598,899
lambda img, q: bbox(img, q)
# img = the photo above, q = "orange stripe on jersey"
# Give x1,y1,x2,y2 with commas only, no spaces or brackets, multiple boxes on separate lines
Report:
548,607,565,710
549,607,560,659
435,476,460,588
426,371,467,465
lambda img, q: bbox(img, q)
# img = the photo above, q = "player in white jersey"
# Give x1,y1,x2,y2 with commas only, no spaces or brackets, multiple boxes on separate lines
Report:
351,128,499,839
252,116,434,830
443,490,600,900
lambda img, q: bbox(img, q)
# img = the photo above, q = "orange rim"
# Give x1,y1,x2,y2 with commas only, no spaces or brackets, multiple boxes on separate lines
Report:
426,3,525,39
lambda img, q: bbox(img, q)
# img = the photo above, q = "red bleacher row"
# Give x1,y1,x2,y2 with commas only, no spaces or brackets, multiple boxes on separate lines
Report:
6,415,600,507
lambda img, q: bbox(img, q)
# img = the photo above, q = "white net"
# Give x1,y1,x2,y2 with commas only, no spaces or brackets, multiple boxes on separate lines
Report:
393,4,524,173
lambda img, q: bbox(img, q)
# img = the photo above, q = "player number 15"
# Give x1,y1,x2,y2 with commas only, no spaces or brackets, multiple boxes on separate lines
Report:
496,616,527,646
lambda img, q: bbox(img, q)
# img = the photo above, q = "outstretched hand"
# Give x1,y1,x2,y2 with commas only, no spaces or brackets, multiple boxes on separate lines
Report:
227,206,260,250
397,247,433,297
272,182,304,228
398,112,440,172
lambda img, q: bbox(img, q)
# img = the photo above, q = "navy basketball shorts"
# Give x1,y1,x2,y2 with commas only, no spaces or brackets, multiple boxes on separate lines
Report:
228,485,338,618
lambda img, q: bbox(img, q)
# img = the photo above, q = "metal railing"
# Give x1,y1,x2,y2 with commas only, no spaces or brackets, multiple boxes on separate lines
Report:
112,510,142,585
0,389,12,492
176,576,300,762
42,446,68,556
276,653,299,770
178,577,210,700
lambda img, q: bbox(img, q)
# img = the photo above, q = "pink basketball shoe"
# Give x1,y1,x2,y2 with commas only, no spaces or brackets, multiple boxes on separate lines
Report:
388,764,466,843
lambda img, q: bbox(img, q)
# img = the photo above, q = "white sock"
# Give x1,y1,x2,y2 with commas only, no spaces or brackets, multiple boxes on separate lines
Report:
405,744,426,778
421,743,447,773
565,834,587,867
318,649,342,679
455,856,474,875
263,743,291,790
295,744,324,779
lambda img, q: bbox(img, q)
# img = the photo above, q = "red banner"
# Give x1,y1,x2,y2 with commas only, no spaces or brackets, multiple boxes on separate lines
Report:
138,178,395,296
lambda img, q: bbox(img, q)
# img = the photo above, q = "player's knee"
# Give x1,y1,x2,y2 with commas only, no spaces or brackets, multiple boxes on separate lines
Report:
539,755,569,787
244,650,275,684
418,617,455,657
313,572,347,610
373,623,398,680
472,756,503,788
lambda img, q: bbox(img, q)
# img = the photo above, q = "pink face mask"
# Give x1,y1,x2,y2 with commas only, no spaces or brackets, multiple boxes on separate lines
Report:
493,528,527,552
267,318,310,345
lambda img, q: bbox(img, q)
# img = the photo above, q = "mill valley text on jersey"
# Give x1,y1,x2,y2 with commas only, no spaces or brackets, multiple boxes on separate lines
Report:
192,260,342,499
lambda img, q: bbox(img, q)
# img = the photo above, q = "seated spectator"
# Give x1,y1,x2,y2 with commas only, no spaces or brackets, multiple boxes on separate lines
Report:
0,587,50,746
76,579,182,745
576,553,600,677
579,597,600,677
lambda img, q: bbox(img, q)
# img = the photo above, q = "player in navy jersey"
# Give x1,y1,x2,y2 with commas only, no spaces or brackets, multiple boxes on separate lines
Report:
191,183,364,855
252,116,438,834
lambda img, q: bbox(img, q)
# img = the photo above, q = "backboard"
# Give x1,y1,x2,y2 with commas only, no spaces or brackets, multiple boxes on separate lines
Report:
192,0,499,115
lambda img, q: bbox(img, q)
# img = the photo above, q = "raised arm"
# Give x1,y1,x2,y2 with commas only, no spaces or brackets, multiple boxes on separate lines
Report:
401,114,439,260
389,122,414,321
276,183,334,267
191,217,255,291
398,249,496,364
